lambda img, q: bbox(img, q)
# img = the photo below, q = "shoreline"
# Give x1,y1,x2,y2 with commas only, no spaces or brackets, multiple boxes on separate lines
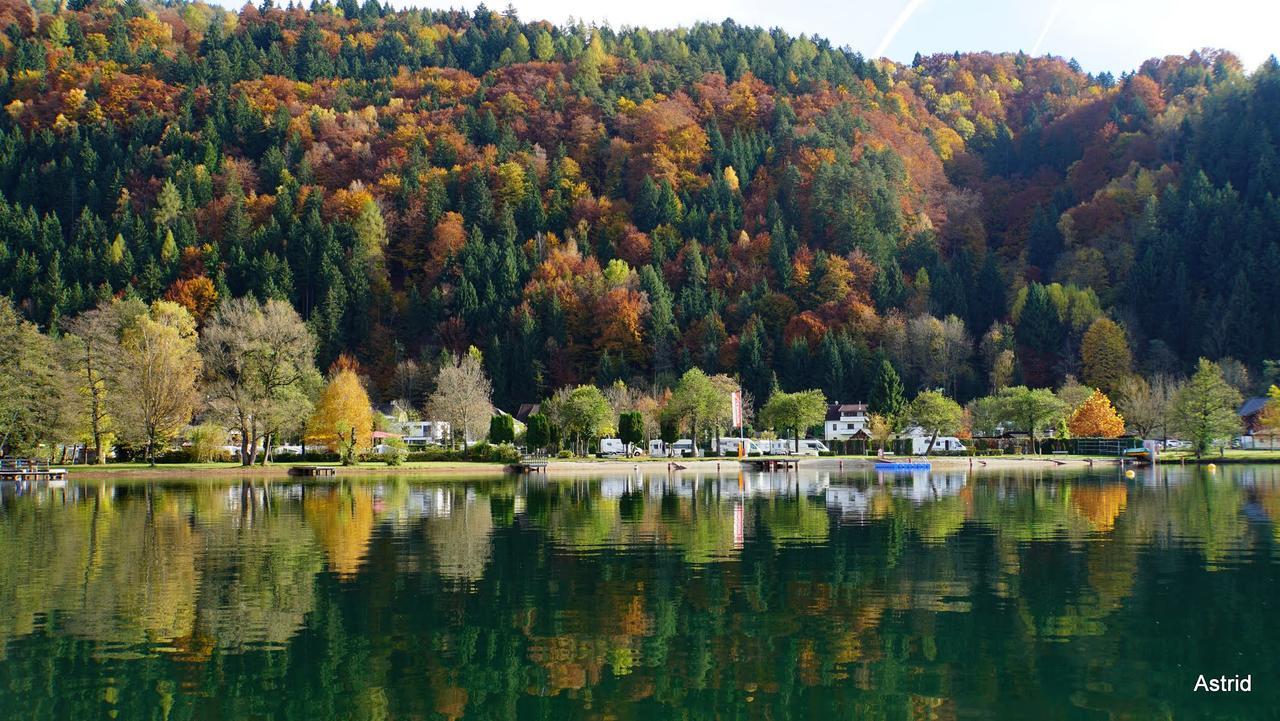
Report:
53,451,1278,481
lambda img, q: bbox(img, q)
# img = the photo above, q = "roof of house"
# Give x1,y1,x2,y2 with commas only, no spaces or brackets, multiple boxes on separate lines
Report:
515,402,540,423
1240,397,1270,417
825,402,868,421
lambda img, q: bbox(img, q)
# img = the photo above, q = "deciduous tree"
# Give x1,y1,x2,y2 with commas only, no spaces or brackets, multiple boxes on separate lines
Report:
63,298,146,463
427,347,493,448
306,356,374,465
906,390,964,455
1068,390,1126,438
760,388,827,451
110,301,202,465
201,297,318,466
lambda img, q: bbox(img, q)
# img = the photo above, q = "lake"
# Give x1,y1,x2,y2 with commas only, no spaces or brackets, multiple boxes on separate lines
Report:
2,464,1278,720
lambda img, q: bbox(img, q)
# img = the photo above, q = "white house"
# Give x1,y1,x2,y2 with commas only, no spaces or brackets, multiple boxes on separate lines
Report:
395,420,451,446
824,403,870,441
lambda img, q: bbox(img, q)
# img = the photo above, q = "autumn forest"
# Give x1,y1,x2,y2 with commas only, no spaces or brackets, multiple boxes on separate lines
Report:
2,0,1279,412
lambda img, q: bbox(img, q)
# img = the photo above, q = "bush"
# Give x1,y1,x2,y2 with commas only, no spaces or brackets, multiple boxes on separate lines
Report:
401,443,521,464
382,437,408,466
557,449,574,459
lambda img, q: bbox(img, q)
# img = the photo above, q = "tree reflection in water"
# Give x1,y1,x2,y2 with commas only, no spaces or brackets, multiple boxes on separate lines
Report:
1,465,1278,720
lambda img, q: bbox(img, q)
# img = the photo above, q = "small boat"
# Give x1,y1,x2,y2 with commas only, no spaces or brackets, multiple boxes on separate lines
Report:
1123,447,1152,465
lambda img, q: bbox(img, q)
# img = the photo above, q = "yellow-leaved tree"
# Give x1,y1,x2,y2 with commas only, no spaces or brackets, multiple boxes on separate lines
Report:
1068,389,1126,438
306,356,373,465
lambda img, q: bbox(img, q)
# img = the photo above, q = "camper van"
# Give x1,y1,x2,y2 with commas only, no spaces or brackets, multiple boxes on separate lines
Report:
599,438,641,457
648,439,696,457
766,438,829,456
908,435,967,455
711,436,766,456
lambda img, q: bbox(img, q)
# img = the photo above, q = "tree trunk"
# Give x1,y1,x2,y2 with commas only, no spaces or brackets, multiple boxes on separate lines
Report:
92,428,104,465
241,423,252,466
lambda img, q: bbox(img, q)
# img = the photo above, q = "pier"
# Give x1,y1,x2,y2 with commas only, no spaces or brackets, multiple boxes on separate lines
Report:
740,458,801,472
0,458,68,482
509,457,549,473
288,465,338,477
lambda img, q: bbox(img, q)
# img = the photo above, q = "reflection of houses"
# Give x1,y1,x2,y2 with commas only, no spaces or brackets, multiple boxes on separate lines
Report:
825,471,969,515
824,403,870,441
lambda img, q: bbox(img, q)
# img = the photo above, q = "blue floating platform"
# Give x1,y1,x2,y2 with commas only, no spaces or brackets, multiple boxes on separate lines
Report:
874,462,932,471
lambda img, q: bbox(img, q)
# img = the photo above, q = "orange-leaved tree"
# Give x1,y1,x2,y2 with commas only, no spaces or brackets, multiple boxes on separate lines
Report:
306,355,373,465
1068,389,1126,438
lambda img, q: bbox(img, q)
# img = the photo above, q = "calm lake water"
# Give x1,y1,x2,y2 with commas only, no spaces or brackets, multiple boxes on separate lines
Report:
2,464,1279,720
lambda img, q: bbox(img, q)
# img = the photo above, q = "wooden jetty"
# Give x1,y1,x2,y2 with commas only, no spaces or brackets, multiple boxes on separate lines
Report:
288,465,338,477
740,458,800,472
508,457,549,473
0,458,68,482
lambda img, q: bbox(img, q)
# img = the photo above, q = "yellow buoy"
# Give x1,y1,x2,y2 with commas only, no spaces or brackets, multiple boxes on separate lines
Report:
1207,463,1217,472
1125,469,1136,479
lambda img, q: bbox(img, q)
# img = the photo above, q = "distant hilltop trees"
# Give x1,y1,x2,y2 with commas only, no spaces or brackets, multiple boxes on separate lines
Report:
0,1,1276,415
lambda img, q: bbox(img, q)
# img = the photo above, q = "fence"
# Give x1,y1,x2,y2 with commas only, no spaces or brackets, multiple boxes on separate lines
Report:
969,436,1140,456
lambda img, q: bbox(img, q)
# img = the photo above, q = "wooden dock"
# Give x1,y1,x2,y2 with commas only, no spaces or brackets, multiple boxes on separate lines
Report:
288,465,338,477
0,458,68,482
740,458,800,472
508,457,549,473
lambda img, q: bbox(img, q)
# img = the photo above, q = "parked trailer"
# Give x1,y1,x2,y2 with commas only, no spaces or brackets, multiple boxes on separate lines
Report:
908,436,967,455
765,439,829,456
599,438,642,457
711,437,767,456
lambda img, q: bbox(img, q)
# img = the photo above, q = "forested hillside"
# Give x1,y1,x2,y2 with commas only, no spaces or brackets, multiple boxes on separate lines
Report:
1,0,1278,409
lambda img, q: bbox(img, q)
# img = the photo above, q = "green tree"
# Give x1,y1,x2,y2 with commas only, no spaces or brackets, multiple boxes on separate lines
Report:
488,414,515,444
561,385,613,455
1172,359,1243,457
618,410,644,454
666,368,725,456
996,386,1067,454
0,298,71,456
1081,317,1132,397
525,413,550,454
869,359,906,419
760,389,827,452
906,390,964,456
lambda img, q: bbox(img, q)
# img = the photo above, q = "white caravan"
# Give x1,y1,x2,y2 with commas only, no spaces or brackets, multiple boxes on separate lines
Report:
908,435,967,455
766,438,830,456
711,436,767,456
599,438,641,457
648,439,696,457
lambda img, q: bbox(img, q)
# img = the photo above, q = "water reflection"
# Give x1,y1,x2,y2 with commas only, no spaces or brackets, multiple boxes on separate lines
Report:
1,464,1278,719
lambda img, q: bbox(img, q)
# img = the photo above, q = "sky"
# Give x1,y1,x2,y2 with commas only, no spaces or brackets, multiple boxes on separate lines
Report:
392,0,1280,74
